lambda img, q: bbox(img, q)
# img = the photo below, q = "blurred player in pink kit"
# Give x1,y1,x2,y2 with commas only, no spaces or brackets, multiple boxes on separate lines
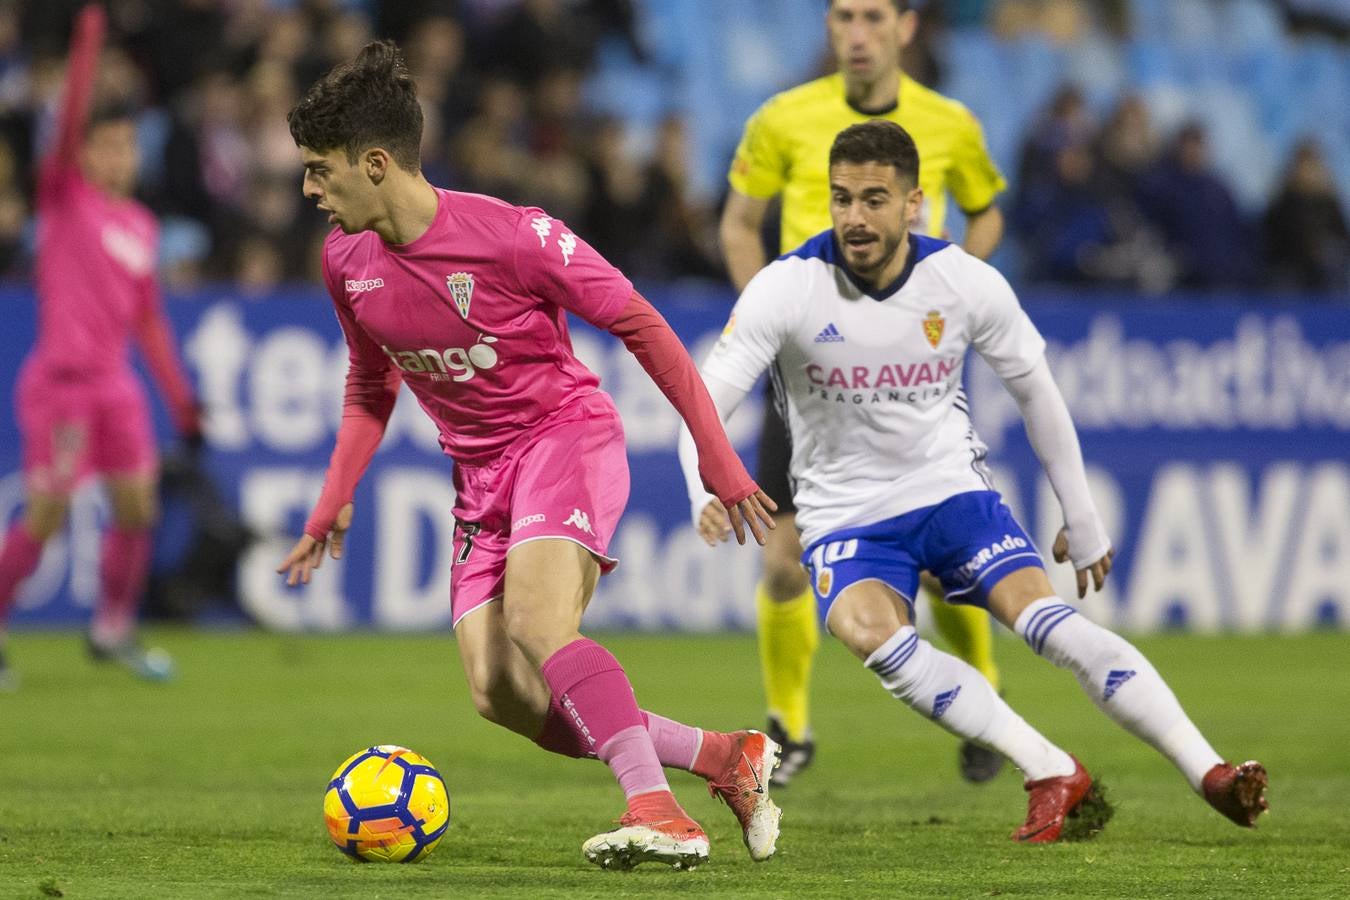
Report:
277,41,782,871
0,4,200,689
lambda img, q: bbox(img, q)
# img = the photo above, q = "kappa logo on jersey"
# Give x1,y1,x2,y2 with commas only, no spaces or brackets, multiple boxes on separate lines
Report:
1103,669,1137,701
564,508,593,535
954,533,1031,581
381,335,499,382
446,272,474,318
345,277,385,294
923,310,945,349
558,232,577,266
814,323,845,343
931,686,961,720
530,215,552,247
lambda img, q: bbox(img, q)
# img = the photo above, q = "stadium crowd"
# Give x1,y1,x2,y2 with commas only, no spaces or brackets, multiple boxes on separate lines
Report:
0,0,1345,293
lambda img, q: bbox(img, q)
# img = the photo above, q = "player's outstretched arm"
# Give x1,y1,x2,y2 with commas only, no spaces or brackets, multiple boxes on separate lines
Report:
50,4,106,171
675,371,758,547
279,246,401,583
1003,358,1113,596
609,292,776,545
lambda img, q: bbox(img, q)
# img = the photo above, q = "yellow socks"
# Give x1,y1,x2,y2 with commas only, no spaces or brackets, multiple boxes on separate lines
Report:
756,583,819,742
926,594,1001,693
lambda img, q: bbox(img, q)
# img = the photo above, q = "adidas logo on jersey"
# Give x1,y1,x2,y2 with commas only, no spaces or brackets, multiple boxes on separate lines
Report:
1103,669,1137,701
814,323,845,343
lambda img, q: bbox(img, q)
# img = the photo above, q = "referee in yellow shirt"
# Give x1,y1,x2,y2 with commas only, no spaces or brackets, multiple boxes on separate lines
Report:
720,0,1009,786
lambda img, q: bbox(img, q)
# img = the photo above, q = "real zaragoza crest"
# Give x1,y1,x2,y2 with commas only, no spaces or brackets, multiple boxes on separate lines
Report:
922,310,945,349
446,272,474,319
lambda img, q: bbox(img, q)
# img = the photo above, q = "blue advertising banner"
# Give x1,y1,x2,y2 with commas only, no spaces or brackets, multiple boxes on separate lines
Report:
1,284,1347,633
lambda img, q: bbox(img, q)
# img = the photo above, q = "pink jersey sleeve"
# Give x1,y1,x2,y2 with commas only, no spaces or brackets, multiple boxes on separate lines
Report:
42,4,105,188
134,270,199,437
304,243,401,541
608,293,758,508
511,210,632,328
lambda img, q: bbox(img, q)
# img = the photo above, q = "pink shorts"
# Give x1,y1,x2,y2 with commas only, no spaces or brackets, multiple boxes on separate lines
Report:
16,362,157,495
449,393,630,627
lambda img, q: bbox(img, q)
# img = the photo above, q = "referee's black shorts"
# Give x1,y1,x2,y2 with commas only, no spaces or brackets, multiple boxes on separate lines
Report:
755,385,796,516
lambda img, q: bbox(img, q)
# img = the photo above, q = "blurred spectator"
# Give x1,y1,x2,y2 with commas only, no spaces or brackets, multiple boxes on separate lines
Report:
1263,140,1350,293
486,0,596,88
1136,122,1257,290
0,137,26,274
1014,85,1094,200
580,115,720,280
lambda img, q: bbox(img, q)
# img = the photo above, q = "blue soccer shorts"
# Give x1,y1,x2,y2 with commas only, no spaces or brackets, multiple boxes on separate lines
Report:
801,490,1045,624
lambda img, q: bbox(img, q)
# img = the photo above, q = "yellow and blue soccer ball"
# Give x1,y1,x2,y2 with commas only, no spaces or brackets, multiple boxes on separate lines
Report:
323,745,450,862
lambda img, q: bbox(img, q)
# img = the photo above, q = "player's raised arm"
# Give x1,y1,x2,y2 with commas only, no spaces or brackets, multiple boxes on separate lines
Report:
277,247,400,585
48,4,106,173
969,261,1111,596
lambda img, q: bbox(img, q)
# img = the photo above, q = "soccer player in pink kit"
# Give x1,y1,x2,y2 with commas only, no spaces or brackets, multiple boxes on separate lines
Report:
277,41,782,871
0,4,200,688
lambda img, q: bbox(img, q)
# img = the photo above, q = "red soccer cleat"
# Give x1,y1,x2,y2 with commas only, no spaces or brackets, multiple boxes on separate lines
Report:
706,730,783,861
1202,760,1269,827
1013,756,1096,843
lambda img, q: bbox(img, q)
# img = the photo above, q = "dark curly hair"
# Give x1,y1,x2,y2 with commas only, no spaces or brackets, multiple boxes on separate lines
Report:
288,40,423,172
829,120,920,186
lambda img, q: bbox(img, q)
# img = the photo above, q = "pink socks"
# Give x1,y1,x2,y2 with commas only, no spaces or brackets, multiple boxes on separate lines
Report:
0,523,45,624
90,527,151,647
540,638,669,800
534,689,739,782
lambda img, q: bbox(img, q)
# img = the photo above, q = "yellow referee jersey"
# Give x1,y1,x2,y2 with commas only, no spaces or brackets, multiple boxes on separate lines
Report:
729,72,1006,253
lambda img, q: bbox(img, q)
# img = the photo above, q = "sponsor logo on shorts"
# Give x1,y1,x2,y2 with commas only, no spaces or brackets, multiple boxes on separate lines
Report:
931,686,961,720
1103,669,1137,701
345,277,385,293
513,513,545,530
564,508,594,535
955,533,1030,581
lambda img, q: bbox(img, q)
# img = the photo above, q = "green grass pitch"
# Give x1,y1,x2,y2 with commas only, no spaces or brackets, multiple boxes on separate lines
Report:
1,630,1347,898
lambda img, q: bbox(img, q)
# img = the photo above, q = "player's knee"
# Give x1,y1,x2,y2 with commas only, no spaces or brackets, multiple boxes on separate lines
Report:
23,500,69,541
464,666,516,726
762,556,809,601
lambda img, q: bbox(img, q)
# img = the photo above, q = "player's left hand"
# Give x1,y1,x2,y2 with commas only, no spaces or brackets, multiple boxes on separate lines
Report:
276,502,354,586
1052,526,1113,599
725,488,778,546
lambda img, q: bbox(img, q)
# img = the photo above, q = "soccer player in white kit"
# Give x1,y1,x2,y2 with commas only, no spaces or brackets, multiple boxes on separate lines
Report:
680,121,1268,842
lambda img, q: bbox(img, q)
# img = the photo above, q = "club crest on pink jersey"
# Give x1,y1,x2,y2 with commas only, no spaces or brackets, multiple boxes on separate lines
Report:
446,272,474,318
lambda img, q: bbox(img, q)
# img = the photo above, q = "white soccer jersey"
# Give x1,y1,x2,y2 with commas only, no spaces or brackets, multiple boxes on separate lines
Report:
701,231,1045,547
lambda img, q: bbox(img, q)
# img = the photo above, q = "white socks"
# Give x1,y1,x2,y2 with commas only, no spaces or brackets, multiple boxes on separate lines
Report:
1015,597,1223,791
865,626,1076,781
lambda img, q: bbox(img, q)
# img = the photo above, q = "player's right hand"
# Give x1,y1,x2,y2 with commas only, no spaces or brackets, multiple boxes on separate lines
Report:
277,502,354,586
1052,526,1114,599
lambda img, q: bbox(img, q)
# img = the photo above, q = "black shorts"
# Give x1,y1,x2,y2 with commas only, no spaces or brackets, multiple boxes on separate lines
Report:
755,386,796,515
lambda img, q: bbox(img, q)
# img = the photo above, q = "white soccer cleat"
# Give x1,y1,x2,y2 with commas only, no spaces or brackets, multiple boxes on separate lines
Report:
707,730,783,861
582,815,710,871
